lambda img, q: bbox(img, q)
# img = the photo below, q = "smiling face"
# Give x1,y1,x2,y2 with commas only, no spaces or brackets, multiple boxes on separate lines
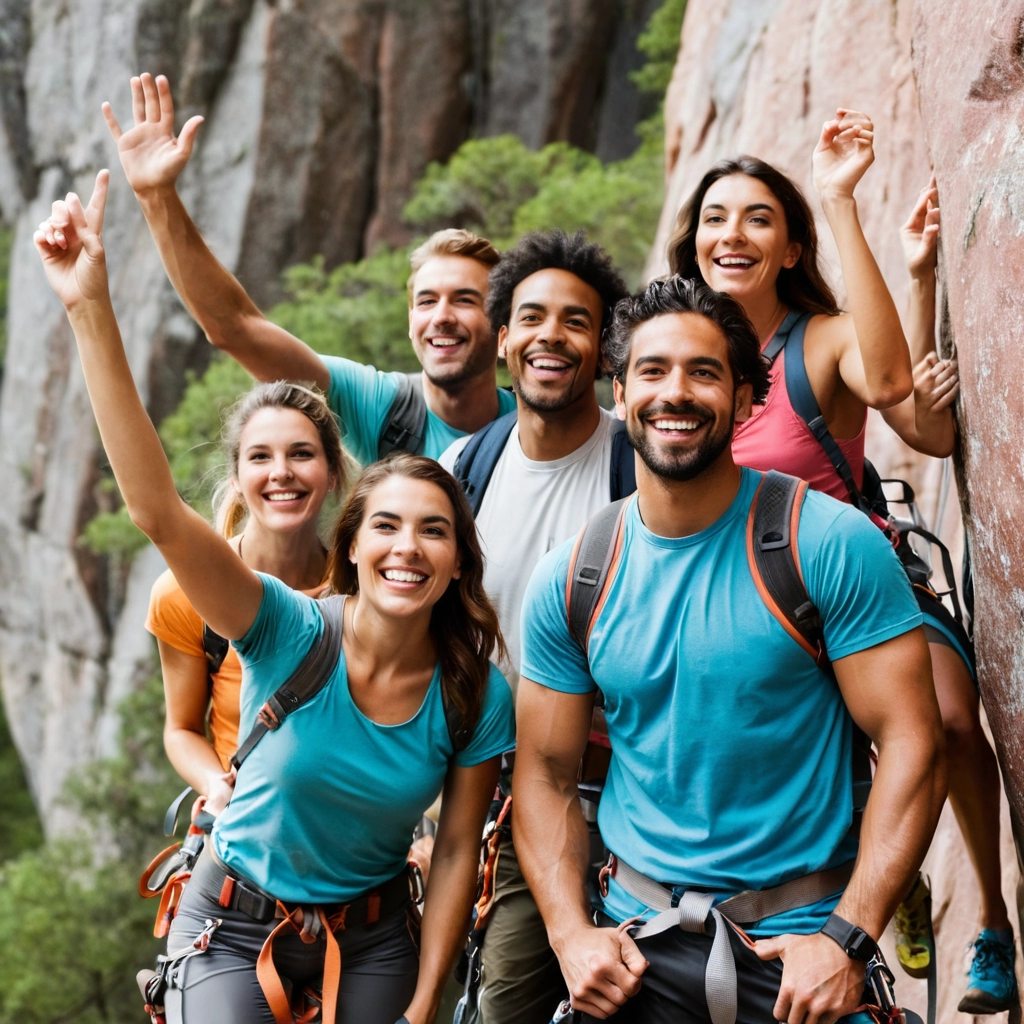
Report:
348,475,461,620
614,312,752,481
498,268,603,413
695,174,802,307
409,255,497,387
233,406,334,534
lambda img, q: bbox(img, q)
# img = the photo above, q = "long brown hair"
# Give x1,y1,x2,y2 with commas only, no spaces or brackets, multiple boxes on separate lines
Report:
668,155,841,317
214,381,347,539
327,453,505,744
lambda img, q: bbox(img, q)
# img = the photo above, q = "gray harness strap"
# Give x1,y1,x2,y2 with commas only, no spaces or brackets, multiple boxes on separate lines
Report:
615,857,854,1024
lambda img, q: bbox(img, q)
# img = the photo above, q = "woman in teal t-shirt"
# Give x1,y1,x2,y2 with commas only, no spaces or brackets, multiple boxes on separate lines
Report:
35,174,515,1024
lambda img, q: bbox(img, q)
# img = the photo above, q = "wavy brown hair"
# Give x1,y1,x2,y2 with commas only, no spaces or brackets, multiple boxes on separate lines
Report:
668,155,841,318
327,453,505,744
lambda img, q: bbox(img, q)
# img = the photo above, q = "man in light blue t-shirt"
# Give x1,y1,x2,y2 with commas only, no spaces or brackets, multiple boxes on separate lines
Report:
514,278,946,1024
106,77,516,464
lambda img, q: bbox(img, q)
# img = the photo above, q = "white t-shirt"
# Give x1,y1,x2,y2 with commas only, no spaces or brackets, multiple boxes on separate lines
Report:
440,410,618,688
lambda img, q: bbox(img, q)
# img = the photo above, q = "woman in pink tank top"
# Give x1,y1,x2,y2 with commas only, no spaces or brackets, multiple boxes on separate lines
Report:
669,129,1015,1010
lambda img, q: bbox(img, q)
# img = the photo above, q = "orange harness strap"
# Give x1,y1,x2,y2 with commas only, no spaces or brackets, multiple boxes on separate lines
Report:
256,903,347,1024
472,795,513,932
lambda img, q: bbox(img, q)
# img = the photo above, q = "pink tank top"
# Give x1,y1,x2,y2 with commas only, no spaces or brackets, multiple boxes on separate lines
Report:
732,345,866,505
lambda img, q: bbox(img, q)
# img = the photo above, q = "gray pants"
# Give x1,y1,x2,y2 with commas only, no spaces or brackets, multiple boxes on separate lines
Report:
478,837,568,1024
163,851,419,1024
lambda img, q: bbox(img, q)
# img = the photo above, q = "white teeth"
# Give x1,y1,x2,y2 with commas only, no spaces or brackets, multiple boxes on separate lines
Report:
430,337,461,347
531,359,568,370
652,419,701,431
266,492,301,501
383,569,427,583
717,257,755,267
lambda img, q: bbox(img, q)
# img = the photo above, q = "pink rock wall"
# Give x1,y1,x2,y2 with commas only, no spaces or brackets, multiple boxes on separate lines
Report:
655,2,1024,1020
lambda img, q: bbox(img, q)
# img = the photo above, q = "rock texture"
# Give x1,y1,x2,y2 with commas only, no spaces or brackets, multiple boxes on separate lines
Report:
654,1,1024,1020
0,0,652,831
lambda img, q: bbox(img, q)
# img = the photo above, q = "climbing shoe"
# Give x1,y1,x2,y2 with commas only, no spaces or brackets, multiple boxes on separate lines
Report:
894,874,933,979
958,929,1018,1015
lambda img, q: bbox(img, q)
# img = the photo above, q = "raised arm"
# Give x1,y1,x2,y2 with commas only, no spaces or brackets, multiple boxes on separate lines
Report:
756,626,945,1024
35,173,262,640
102,74,329,390
514,680,646,1018
811,109,913,410
404,758,499,1024
881,179,959,457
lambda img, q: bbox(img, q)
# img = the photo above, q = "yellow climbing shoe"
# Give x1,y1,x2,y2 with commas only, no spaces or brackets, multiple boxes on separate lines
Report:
894,874,933,979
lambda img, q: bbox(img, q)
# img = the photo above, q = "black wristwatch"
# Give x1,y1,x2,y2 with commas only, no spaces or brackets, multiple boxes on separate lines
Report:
820,912,878,962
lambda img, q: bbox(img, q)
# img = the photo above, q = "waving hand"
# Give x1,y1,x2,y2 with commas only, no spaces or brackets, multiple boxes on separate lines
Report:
103,74,204,194
813,109,875,202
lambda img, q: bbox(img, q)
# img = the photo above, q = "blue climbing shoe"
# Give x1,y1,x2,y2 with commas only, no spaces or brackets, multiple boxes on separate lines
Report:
958,929,1019,1015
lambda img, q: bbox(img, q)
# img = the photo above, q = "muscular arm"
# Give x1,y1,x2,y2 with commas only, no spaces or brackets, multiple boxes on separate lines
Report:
104,74,329,389
514,680,646,1018
404,757,499,1024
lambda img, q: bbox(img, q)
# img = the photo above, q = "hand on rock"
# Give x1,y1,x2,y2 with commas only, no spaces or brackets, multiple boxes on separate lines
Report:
901,176,940,279
33,170,110,309
914,352,959,415
813,108,875,202
103,73,203,195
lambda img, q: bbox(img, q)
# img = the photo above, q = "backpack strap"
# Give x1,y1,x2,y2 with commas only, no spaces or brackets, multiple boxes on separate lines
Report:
452,410,519,516
202,624,230,675
762,309,806,364
378,372,428,459
231,594,346,770
746,470,872,825
565,498,631,656
442,686,473,756
608,421,636,502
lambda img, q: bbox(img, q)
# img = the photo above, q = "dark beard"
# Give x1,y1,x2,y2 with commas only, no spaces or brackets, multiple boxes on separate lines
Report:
628,401,734,481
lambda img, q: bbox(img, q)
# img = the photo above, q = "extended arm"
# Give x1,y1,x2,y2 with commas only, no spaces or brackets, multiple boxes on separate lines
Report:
514,680,646,1018
35,173,262,640
404,757,499,1024
103,74,329,389
812,110,913,410
881,180,958,457
757,627,945,1024
158,641,236,813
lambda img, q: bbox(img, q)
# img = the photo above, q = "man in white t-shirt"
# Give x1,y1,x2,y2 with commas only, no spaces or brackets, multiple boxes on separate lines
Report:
439,229,630,1024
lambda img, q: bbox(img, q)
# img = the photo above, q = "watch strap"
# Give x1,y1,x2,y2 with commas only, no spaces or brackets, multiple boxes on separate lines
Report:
821,912,877,963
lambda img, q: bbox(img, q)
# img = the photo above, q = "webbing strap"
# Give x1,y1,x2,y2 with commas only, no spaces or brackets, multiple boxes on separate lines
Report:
378,372,427,458
453,410,519,516
231,595,345,770
618,857,854,1024
762,310,805,364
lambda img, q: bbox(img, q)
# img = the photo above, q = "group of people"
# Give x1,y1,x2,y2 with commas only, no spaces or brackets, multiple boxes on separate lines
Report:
31,71,1016,1024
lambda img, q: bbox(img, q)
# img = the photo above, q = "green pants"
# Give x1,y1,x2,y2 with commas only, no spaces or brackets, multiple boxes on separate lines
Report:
478,837,568,1024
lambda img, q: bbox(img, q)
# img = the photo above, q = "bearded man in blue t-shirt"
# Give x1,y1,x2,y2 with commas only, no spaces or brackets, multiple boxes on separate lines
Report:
514,277,946,1024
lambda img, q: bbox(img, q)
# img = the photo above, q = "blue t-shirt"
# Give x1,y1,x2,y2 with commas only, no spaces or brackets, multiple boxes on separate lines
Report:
520,468,922,936
324,357,518,466
212,575,515,902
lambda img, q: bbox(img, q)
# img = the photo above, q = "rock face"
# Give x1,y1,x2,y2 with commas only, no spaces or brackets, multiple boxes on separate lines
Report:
655,1,1024,1019
0,0,652,831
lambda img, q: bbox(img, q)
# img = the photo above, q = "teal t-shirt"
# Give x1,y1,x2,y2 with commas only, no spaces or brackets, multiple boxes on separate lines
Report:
520,468,922,936
212,575,515,903
324,357,517,466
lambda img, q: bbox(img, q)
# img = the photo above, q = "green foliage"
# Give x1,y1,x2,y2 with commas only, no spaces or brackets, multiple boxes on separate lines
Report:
0,674,178,1023
268,248,417,373
631,0,688,97
78,507,149,560
0,222,11,369
0,700,42,863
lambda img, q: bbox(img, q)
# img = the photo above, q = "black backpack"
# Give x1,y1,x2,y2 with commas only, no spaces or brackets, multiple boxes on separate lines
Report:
453,411,637,516
377,372,428,459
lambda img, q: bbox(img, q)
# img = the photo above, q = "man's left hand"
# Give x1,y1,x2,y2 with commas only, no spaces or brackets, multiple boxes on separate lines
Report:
754,932,866,1024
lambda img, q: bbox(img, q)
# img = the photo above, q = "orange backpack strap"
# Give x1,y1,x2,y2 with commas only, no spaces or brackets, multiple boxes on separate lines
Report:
565,497,631,657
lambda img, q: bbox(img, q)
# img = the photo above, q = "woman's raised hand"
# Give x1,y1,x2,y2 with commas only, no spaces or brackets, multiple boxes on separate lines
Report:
914,351,959,416
103,73,204,195
33,169,110,309
901,176,940,279
813,109,875,202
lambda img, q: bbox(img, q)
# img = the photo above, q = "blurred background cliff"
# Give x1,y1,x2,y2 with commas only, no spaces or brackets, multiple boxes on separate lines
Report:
0,0,1021,1020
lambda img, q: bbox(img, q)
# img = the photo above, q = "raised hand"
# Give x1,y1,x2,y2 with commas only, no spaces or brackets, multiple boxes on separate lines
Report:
813,109,875,203
901,177,940,279
33,170,110,309
103,73,204,195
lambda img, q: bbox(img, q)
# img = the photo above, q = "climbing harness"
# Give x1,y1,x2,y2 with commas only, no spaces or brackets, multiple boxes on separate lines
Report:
137,916,222,1024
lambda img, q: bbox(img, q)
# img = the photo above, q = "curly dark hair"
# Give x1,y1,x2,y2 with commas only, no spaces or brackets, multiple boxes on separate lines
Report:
485,229,629,338
667,155,841,318
606,276,771,403
328,453,506,745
